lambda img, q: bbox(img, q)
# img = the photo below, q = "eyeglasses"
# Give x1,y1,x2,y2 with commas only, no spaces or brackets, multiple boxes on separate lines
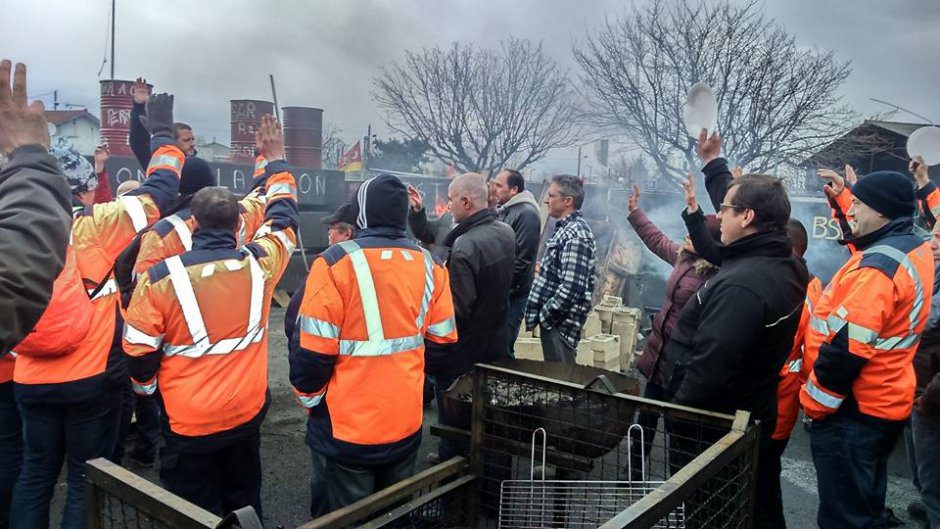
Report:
718,203,748,213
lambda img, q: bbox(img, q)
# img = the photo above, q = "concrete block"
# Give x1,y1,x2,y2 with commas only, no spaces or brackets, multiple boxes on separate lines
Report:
582,311,602,338
611,307,641,371
600,295,623,308
595,307,614,334
590,334,620,363
576,340,593,366
514,337,543,361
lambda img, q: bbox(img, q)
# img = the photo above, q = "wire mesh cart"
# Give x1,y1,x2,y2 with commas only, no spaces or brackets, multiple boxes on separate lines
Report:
86,360,759,529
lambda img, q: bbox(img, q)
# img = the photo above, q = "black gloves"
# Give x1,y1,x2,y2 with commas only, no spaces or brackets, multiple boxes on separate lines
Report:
139,93,174,139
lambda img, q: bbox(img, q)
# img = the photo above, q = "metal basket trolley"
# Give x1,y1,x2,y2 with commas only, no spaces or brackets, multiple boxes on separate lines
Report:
498,426,685,529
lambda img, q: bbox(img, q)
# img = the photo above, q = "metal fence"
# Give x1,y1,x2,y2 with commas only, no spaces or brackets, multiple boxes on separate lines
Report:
86,364,758,529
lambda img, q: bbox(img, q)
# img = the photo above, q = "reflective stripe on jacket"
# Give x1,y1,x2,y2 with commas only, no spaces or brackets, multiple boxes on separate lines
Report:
773,276,822,440
291,233,457,465
122,161,297,441
800,219,934,422
14,139,183,403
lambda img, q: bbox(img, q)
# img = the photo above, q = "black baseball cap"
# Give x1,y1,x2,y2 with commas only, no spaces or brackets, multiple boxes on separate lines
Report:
320,202,356,225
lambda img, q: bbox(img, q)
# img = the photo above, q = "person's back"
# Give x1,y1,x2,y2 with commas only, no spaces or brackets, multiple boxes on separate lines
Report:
291,173,457,516
122,117,297,516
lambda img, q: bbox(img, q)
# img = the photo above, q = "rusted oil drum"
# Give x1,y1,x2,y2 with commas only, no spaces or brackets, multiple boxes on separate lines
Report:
282,106,323,169
230,99,273,163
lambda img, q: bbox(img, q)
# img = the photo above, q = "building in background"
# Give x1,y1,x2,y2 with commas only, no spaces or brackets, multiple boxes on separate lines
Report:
45,109,100,154
196,137,231,162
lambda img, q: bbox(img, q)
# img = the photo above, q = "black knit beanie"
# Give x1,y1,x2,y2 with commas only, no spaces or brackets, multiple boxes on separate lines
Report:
179,157,215,195
351,174,408,230
850,171,916,220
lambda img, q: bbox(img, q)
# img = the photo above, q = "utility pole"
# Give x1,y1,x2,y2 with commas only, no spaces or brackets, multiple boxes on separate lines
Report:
53,90,58,111
576,146,582,177
110,0,115,79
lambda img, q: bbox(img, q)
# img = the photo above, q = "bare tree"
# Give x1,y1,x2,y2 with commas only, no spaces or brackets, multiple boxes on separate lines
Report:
319,121,347,170
574,0,862,189
373,38,579,175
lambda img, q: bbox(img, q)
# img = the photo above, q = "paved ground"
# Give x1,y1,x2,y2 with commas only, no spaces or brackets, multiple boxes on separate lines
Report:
59,307,925,528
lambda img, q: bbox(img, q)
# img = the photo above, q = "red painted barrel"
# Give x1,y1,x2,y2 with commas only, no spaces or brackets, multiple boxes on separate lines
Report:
230,100,274,163
99,80,135,156
283,106,323,169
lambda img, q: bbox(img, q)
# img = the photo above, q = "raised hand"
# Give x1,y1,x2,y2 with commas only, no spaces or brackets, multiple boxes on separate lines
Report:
696,128,721,166
683,173,699,213
731,165,744,179
93,143,109,173
910,157,929,187
407,184,423,212
628,184,640,213
132,77,151,105
0,60,50,154
140,93,174,138
255,114,284,161
844,164,858,186
818,168,845,199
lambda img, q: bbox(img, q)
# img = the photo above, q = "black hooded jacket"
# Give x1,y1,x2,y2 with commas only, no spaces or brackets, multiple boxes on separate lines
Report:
663,229,809,432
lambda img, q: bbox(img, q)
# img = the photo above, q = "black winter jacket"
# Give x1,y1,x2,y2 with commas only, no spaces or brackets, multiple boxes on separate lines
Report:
497,190,541,298
0,145,72,356
425,209,515,379
663,230,808,433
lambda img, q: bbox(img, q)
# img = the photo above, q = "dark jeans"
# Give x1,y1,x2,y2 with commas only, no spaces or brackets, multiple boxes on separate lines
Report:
539,325,576,364
912,409,940,529
309,448,416,518
113,382,159,464
11,390,120,529
506,293,528,359
810,412,904,529
433,375,468,461
756,436,789,529
629,381,667,480
161,429,262,518
0,384,22,529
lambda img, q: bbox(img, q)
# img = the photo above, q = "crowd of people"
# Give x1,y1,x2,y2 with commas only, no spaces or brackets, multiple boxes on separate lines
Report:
0,56,939,529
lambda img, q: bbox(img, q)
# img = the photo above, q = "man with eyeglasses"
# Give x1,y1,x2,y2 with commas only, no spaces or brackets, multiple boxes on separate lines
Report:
525,174,596,364
662,130,808,529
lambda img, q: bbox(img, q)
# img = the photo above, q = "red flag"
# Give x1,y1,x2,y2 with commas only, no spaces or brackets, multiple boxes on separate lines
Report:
339,141,363,172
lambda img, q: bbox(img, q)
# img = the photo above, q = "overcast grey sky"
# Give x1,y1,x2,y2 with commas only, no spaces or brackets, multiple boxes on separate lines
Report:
3,0,939,174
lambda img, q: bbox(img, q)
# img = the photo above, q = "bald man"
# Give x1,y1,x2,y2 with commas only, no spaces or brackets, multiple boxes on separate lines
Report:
425,173,515,461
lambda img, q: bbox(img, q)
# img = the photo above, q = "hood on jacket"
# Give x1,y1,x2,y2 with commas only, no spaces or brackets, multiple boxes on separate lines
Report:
500,190,540,212
352,173,409,230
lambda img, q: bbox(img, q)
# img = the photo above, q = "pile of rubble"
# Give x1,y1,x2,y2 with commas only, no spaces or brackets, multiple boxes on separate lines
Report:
515,295,642,373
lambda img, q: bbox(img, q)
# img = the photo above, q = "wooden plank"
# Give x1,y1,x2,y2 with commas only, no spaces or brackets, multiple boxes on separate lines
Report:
85,458,220,529
298,457,467,529
358,475,475,529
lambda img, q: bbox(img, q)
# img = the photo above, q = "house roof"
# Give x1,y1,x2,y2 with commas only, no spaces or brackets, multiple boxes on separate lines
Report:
801,120,931,167
44,109,99,127
866,120,930,138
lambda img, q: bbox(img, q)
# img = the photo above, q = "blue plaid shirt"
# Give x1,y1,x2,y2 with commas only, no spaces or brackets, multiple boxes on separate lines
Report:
525,211,596,347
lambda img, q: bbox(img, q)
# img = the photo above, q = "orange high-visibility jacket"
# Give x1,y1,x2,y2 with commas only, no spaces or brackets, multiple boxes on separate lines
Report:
122,161,297,446
916,181,940,229
13,138,183,403
801,219,934,422
773,275,822,440
133,188,266,277
291,235,458,465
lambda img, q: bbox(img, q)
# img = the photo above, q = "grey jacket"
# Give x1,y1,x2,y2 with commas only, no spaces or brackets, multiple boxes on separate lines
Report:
0,145,72,356
497,190,541,298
